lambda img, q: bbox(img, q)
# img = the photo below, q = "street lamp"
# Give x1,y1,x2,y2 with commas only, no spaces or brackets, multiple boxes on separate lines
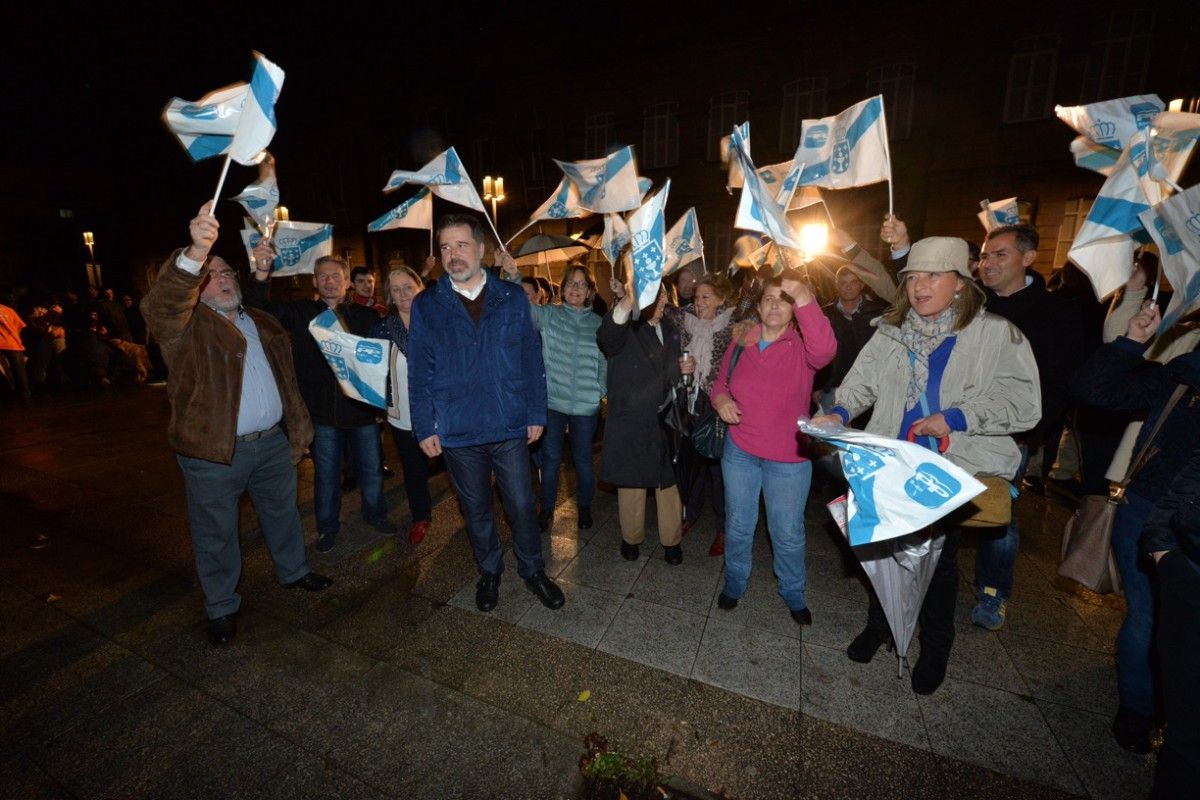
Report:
275,206,289,222
482,176,505,226
83,231,101,288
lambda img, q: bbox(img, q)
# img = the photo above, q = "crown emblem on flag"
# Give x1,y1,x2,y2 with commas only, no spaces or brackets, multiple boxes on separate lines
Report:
1091,120,1117,140
632,230,651,248
1186,213,1200,237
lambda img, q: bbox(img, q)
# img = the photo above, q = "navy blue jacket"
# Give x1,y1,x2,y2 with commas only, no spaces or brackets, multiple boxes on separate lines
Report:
407,273,547,447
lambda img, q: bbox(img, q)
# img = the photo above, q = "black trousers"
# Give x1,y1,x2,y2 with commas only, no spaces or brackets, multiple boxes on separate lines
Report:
1152,550,1200,798
863,527,961,660
388,425,432,523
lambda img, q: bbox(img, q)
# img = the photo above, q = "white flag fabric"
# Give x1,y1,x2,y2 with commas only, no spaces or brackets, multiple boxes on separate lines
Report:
230,174,279,234
383,146,486,214
1139,183,1200,330
227,52,284,166
799,421,985,547
1056,95,1164,152
163,83,249,162
241,220,333,277
729,123,804,249
628,181,671,310
721,122,750,191
1070,136,1122,176
600,213,631,268
368,188,433,233
529,176,593,222
976,197,1020,233
663,208,704,276
795,96,891,189
1069,112,1200,299
555,146,642,213
308,309,389,409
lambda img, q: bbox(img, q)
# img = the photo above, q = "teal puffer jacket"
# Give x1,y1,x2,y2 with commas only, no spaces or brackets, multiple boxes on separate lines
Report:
530,303,607,416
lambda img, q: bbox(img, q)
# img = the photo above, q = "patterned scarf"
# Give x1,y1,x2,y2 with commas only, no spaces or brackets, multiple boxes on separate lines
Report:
683,307,734,391
898,306,957,411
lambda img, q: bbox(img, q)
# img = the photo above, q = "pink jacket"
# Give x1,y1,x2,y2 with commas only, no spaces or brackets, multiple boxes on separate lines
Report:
710,302,837,462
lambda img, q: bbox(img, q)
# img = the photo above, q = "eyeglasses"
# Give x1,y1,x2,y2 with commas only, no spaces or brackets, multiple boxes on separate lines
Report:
209,270,238,282
564,280,589,290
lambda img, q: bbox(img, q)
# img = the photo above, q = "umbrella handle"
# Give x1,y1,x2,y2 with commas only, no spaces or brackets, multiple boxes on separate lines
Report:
905,426,949,454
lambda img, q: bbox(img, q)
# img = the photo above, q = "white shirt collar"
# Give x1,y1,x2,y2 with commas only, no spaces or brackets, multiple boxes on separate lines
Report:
450,270,487,301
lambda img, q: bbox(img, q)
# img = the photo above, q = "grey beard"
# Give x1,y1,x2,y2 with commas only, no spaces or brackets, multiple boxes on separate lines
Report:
202,288,242,314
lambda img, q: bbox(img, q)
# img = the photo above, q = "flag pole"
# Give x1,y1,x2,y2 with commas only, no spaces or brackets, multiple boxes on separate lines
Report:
504,219,535,249
428,224,434,257
877,94,895,218
210,154,233,212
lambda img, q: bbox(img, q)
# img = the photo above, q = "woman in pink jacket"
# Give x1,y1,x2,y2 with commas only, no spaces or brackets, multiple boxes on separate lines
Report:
710,273,837,625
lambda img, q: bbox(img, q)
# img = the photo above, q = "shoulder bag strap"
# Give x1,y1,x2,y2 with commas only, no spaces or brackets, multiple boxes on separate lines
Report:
1119,383,1190,489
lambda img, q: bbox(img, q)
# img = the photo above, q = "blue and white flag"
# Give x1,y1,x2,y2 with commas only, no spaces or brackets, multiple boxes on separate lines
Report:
976,197,1020,233
1070,112,1200,299
627,181,671,310
721,122,750,191
1056,95,1164,152
383,146,486,214
240,220,333,277
663,208,704,276
230,172,279,234
368,188,433,233
600,212,630,269
555,146,643,214
227,52,284,166
729,123,804,249
795,96,892,189
1139,182,1200,331
799,421,985,547
1070,136,1123,176
529,177,592,222
163,83,249,162
308,309,389,409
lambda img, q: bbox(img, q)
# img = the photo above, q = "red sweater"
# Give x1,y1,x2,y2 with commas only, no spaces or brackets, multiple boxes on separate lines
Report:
711,302,837,462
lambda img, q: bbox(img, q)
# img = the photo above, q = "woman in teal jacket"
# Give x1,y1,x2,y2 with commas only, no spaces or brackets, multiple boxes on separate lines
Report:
529,262,607,530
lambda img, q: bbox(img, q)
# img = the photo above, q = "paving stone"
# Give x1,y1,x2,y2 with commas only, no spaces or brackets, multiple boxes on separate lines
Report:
1036,699,1155,800
597,596,706,677
520,579,624,648
693,616,803,710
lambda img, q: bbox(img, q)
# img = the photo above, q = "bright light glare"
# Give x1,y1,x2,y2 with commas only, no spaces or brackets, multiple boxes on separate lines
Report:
800,223,828,255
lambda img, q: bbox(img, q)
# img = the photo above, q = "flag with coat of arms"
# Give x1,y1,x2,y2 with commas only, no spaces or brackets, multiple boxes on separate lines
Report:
663,208,704,276
728,123,804,250
308,309,389,409
1139,183,1200,331
368,188,433,233
1069,112,1200,300
1056,95,1164,175
383,147,486,214
627,181,671,310
555,146,643,214
976,198,1020,233
240,220,333,277
795,96,892,189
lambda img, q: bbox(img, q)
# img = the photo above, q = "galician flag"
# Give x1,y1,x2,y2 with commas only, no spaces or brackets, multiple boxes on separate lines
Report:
368,188,433,233
230,172,279,234
241,220,333,277
721,122,750,191
308,309,389,409
529,176,592,222
1139,183,1200,331
976,197,1020,233
383,147,486,214
1057,95,1164,176
555,146,643,214
795,96,892,189
628,181,671,310
663,208,704,276
600,213,631,268
1070,136,1123,176
729,122,803,249
1069,112,1200,300
227,52,284,166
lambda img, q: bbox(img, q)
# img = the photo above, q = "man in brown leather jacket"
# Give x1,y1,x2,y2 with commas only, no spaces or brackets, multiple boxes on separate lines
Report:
142,202,332,646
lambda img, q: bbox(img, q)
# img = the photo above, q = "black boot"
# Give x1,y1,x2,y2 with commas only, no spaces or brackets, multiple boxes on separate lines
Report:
847,625,890,663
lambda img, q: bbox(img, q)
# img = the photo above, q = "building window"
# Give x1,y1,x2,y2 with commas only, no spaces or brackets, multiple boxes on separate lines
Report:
1004,35,1058,123
472,138,495,177
1055,197,1092,267
866,64,915,140
1085,9,1155,100
703,223,731,271
530,128,547,183
643,102,680,169
707,90,749,161
584,112,613,159
779,78,827,152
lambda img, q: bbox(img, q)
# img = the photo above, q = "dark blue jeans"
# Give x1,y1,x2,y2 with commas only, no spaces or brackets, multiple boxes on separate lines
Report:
312,423,387,536
538,409,598,513
974,442,1028,600
1113,491,1159,717
443,438,546,579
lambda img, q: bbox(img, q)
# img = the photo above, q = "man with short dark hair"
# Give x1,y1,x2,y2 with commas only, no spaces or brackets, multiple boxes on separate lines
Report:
408,213,564,613
142,202,331,646
244,252,397,553
349,266,386,316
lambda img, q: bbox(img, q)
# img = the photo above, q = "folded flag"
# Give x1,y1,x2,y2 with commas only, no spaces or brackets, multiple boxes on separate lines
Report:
729,123,803,249
383,146,486,214
240,220,333,277
1139,182,1200,330
796,96,891,189
976,197,1020,232
627,181,671,310
308,309,389,409
368,188,433,233
555,146,643,214
601,213,631,268
663,208,704,276
1070,136,1123,176
230,172,279,234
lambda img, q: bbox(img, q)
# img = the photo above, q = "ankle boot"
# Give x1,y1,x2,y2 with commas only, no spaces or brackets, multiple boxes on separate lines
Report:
846,626,890,663
911,646,950,695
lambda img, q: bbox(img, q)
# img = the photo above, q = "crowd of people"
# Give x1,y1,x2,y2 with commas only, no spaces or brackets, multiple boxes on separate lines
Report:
15,196,1192,797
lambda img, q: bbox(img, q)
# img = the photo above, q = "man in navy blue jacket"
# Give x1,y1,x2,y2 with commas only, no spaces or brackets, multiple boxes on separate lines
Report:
408,214,564,613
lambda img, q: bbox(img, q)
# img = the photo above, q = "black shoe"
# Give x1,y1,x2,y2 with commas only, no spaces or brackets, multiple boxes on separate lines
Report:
341,474,357,493
475,573,501,612
578,508,593,530
381,464,395,478
717,593,738,610
207,613,238,646
790,607,812,625
847,626,889,663
1111,708,1155,755
911,649,950,695
314,532,336,554
524,572,565,610
663,545,683,565
538,510,552,532
620,541,640,561
285,572,333,591
367,517,399,536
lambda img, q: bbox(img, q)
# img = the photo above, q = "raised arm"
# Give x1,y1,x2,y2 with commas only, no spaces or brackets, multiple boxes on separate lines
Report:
141,202,217,367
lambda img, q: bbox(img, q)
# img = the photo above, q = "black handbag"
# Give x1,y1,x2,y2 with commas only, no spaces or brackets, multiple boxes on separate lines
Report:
691,345,744,460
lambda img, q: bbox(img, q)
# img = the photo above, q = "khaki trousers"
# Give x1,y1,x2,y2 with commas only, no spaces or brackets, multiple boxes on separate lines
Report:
617,486,682,546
